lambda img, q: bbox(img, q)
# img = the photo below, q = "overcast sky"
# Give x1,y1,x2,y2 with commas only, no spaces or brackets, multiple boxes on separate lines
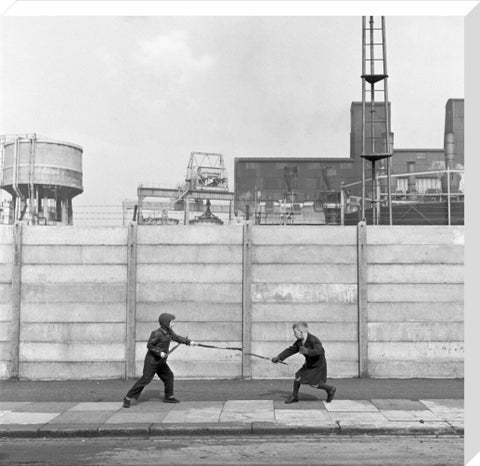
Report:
0,15,464,206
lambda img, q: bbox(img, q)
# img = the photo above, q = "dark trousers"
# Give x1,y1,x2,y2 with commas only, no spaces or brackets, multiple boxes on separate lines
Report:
126,353,174,400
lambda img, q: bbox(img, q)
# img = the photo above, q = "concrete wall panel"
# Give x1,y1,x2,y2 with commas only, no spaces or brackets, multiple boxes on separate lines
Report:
0,264,12,282
137,225,243,245
22,265,127,283
0,226,13,244
0,303,13,321
252,303,357,322
137,303,242,322
368,302,463,322
368,244,463,264
253,245,356,264
252,264,357,284
22,245,127,264
22,226,127,245
369,342,463,361
22,283,127,303
21,303,125,322
138,283,242,303
368,264,464,284
0,245,13,263
137,264,241,283
137,245,242,264
20,343,125,361
252,226,357,245
369,284,463,302
0,284,11,303
252,284,356,304
19,323,125,342
368,226,464,245
368,322,464,341
156,361,242,379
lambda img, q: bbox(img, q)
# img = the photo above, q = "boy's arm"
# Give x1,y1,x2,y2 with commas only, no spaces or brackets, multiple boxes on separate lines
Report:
274,342,299,362
170,330,195,346
146,331,164,357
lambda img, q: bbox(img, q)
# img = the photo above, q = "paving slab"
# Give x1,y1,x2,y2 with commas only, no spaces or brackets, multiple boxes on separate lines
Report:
68,402,123,411
121,401,174,413
105,411,170,424
380,409,441,422
10,402,77,412
0,412,61,424
371,399,427,411
273,400,326,410
220,400,274,422
274,409,332,424
48,410,115,424
420,399,464,410
324,400,379,412
163,405,223,423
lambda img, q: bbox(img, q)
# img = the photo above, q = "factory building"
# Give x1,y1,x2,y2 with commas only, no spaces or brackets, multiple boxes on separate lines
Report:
234,98,464,225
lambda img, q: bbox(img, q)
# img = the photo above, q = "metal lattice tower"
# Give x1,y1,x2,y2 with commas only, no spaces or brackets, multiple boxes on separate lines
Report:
361,16,393,225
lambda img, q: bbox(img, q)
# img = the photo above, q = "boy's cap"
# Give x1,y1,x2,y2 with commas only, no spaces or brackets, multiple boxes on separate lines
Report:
158,313,176,329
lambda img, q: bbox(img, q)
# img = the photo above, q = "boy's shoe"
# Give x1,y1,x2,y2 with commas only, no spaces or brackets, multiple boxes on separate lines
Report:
284,395,299,404
164,396,180,403
123,397,131,408
326,387,336,403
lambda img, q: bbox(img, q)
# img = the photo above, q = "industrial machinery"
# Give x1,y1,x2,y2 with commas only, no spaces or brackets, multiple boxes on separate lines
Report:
137,151,234,225
0,134,83,225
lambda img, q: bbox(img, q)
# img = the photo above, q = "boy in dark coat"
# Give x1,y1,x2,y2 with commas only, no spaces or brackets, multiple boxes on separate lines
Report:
271,321,336,404
123,313,197,407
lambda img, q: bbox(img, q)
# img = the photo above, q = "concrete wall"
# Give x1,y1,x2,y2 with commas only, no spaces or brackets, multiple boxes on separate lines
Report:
0,224,464,380
367,227,464,378
250,227,358,379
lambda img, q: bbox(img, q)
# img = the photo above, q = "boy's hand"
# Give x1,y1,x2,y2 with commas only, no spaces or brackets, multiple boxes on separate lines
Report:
299,346,308,355
189,341,198,346
271,356,280,363
160,351,167,358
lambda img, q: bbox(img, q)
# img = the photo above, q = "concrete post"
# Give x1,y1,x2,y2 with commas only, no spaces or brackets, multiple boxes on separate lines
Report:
242,221,253,379
10,222,23,379
357,221,369,378
126,222,137,379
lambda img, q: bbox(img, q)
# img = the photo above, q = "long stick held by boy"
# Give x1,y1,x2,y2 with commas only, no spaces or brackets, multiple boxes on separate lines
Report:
271,321,336,404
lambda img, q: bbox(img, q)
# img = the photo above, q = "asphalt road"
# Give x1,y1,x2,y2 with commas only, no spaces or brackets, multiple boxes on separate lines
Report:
0,435,463,466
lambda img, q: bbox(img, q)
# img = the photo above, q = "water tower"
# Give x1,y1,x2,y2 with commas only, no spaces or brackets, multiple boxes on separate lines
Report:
0,134,83,225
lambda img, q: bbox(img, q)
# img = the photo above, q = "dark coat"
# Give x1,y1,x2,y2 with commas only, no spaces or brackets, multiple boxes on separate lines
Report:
147,327,191,359
277,332,327,385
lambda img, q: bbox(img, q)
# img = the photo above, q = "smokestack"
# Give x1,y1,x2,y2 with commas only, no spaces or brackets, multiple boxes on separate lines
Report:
445,132,455,170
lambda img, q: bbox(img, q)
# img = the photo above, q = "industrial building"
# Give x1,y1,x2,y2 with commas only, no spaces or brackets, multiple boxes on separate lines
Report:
234,98,464,225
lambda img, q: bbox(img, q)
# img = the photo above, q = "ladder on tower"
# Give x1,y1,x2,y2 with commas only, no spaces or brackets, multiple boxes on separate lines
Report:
361,16,393,225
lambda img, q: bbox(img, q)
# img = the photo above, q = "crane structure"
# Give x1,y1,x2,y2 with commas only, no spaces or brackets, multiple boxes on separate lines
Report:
361,16,393,225
137,151,234,225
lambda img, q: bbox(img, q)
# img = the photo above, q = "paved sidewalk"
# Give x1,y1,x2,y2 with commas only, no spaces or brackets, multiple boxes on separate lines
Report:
0,379,464,438
0,398,464,438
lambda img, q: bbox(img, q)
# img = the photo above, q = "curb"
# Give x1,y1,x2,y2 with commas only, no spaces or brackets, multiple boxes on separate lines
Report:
0,422,464,439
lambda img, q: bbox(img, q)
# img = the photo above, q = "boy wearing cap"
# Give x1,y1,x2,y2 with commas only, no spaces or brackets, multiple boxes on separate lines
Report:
271,321,336,404
123,313,197,407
